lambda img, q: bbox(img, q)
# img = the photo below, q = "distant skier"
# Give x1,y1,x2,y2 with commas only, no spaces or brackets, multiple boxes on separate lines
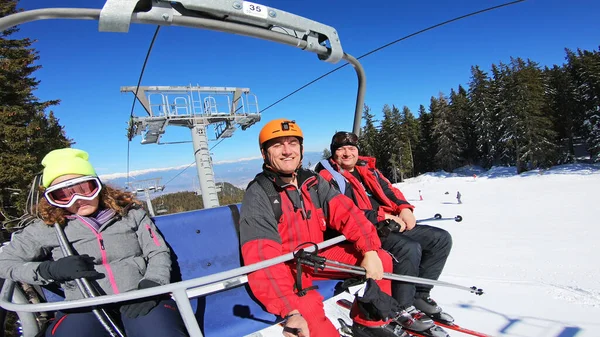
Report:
419,190,423,201
456,191,462,204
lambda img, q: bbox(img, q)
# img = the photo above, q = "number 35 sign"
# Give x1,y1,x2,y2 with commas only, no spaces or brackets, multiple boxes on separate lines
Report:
242,1,268,19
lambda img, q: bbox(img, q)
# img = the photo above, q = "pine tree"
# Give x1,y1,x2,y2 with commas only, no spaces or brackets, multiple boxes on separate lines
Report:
358,104,379,157
415,104,436,174
566,47,600,162
432,92,460,171
499,58,555,172
400,106,419,178
377,104,396,177
452,85,477,165
517,58,556,170
321,148,331,159
446,87,466,166
382,105,414,182
468,66,495,168
491,62,514,166
0,0,71,220
544,63,582,163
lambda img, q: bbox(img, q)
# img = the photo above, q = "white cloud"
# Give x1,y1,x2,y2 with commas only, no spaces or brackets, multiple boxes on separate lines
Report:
212,156,262,164
99,163,196,180
99,156,263,180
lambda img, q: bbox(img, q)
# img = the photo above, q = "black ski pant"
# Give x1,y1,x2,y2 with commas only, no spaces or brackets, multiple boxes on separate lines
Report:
380,224,452,309
45,299,188,337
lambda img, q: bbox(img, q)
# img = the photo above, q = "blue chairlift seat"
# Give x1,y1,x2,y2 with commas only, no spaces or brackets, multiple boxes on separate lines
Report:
42,204,342,336
153,204,342,336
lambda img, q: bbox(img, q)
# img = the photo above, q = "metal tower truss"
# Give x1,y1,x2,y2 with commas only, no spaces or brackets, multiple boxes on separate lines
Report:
127,177,165,217
122,85,260,209
122,86,260,144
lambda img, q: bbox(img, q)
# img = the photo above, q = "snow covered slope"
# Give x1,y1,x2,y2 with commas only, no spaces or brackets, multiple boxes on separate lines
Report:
252,164,600,337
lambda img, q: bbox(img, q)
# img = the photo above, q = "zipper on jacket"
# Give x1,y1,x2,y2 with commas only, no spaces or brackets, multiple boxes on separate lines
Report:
280,181,306,219
297,190,308,219
76,216,120,294
279,176,319,225
145,224,161,246
283,183,308,220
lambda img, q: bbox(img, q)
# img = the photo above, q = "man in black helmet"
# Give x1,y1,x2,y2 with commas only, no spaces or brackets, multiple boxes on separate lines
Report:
316,131,454,336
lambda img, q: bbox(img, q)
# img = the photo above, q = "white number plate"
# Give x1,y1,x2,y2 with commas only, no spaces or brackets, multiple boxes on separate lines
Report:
242,1,268,19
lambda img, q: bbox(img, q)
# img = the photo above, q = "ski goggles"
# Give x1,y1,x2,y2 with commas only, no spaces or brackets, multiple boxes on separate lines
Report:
44,176,102,208
331,131,359,150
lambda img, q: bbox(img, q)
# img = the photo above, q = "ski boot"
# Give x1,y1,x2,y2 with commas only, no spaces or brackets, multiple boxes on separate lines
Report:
414,293,455,324
352,321,412,337
393,306,450,337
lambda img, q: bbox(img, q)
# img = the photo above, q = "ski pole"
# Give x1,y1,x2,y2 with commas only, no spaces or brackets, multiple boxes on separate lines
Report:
295,249,483,295
53,224,125,337
326,260,482,294
416,213,463,223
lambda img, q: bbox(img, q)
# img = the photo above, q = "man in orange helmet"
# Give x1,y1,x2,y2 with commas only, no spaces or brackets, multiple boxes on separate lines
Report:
239,119,410,337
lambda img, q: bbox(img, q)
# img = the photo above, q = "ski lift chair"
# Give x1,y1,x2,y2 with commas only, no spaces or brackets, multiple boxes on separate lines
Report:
0,173,60,335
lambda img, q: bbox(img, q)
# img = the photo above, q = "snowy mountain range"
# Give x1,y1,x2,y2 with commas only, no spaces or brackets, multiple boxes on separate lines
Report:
100,151,325,194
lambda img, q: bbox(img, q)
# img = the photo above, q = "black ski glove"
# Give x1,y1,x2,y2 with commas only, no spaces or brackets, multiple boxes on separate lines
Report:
120,279,162,319
38,255,103,282
375,219,401,239
356,279,401,321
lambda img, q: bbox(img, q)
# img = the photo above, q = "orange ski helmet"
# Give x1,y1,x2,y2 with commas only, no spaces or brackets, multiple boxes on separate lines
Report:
258,119,303,150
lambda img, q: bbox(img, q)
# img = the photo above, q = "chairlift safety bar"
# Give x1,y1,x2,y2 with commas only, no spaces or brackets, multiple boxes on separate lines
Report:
0,235,346,337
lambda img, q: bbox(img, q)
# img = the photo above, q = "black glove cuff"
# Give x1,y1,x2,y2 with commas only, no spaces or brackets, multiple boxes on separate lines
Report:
138,279,161,289
356,279,400,321
37,261,54,281
375,220,399,238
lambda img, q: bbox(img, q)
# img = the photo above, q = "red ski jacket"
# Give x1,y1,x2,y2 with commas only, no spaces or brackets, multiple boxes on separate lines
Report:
317,156,414,224
239,168,381,317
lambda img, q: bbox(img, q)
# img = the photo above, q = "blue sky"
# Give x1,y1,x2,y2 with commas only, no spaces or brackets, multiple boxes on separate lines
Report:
14,0,600,178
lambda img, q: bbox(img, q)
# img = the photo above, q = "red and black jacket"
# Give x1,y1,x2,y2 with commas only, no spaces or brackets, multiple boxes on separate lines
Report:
316,156,414,224
239,167,381,317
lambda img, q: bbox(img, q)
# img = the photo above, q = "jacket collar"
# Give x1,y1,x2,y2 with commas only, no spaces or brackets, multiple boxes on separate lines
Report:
358,156,377,170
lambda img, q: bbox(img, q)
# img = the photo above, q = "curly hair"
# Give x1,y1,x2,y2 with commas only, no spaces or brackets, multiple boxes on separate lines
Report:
38,184,143,225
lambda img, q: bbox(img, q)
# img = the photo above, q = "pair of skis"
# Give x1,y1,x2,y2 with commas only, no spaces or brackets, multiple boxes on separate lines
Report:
335,299,493,337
